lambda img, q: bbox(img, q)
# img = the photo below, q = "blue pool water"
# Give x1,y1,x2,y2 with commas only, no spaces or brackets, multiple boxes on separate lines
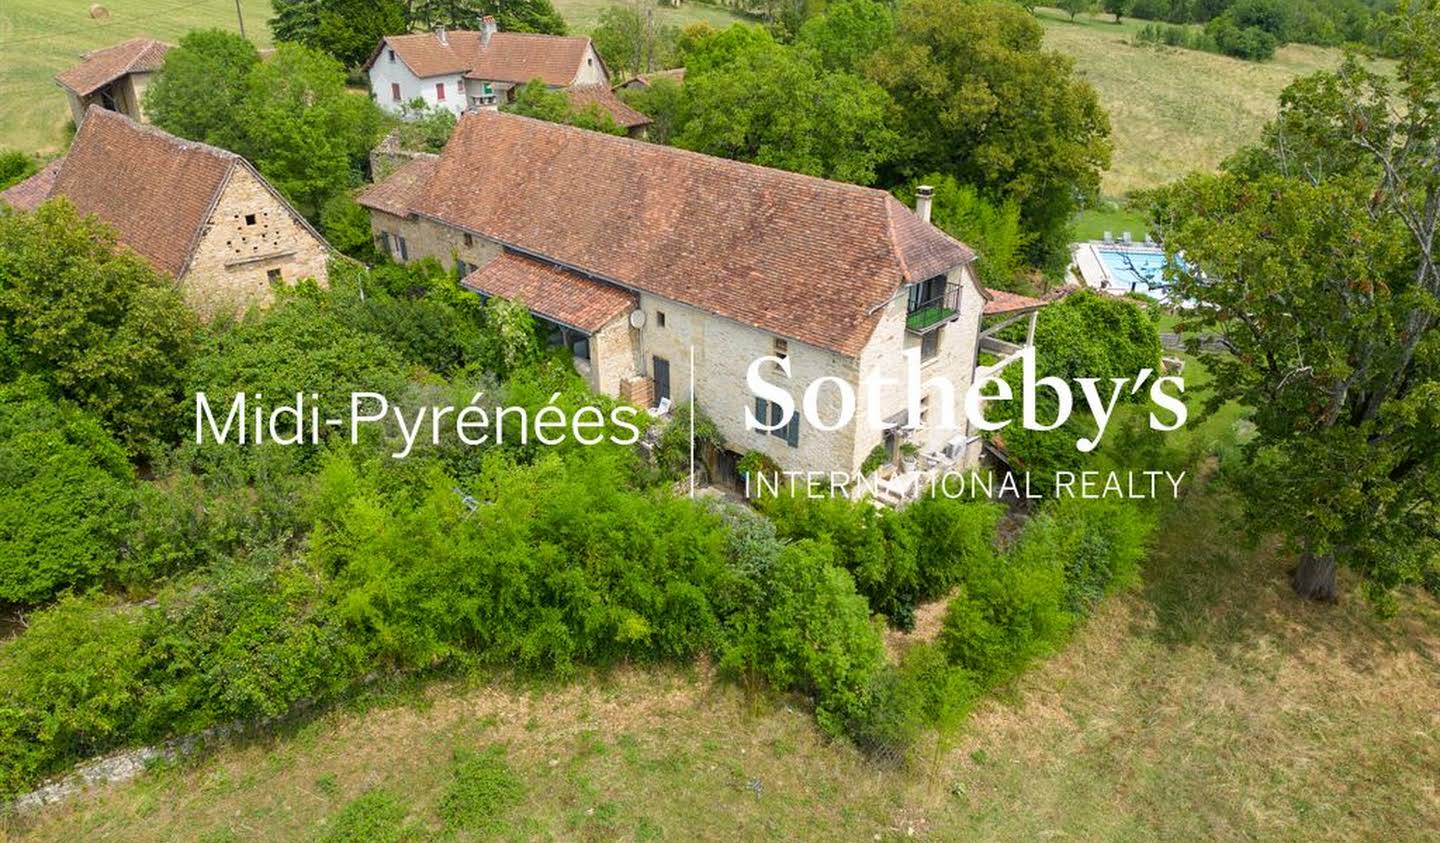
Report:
1097,247,1169,297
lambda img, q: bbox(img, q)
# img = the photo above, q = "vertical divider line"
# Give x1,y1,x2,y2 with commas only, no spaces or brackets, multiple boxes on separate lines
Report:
689,345,696,498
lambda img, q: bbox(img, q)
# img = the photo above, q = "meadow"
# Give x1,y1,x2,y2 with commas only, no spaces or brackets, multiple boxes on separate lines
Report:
1036,8,1366,195
5,476,1436,841
0,0,743,156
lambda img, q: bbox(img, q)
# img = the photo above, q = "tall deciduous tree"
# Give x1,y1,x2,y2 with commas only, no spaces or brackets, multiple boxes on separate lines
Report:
672,28,897,185
144,29,261,146
227,44,387,217
866,0,1111,269
592,0,679,78
411,0,567,34
1147,0,1440,605
269,0,408,68
0,201,198,455
796,0,897,73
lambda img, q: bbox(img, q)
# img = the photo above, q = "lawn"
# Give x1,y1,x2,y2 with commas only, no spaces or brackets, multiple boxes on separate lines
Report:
1036,8,1370,196
0,0,743,156
6,475,1437,841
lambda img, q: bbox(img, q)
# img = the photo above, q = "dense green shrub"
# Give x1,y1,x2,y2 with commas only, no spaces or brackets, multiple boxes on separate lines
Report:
939,524,1074,686
0,150,35,191
844,641,977,762
654,403,724,481
761,491,921,628
0,200,198,454
738,539,887,735
1048,496,1153,614
0,595,149,795
905,495,1004,601
0,381,133,604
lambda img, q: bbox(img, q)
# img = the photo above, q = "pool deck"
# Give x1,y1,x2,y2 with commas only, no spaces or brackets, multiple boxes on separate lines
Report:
1070,240,1165,294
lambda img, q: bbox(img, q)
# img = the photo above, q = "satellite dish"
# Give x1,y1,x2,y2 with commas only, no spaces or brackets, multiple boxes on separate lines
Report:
629,309,646,329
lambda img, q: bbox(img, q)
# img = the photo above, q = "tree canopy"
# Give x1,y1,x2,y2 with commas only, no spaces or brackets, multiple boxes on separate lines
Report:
1147,0,1440,605
144,29,261,146
0,200,198,455
671,26,897,185
268,0,408,68
866,0,1112,268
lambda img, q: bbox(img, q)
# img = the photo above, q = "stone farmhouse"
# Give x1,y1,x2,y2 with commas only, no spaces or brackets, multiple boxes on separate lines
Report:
363,17,645,136
54,37,170,128
0,108,331,318
359,110,1043,494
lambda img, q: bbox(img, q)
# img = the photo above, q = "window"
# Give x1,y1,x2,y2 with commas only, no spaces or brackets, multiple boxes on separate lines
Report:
396,235,409,261
456,258,474,277
435,82,446,101
391,82,402,102
920,327,942,361
463,232,473,247
244,213,256,226
379,232,391,254
656,310,666,328
266,268,282,284
752,397,800,448
388,49,396,62
773,337,788,360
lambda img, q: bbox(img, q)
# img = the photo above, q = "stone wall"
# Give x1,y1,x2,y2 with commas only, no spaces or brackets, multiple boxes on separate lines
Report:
183,165,331,319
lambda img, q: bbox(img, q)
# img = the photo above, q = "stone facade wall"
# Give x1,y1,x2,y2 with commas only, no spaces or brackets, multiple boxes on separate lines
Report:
369,209,502,272
853,264,987,470
635,294,864,476
183,165,331,319
362,211,987,478
588,312,640,396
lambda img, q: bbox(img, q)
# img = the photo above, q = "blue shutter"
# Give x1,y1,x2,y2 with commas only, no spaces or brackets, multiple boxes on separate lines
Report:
753,397,767,432
786,412,800,448
770,400,786,439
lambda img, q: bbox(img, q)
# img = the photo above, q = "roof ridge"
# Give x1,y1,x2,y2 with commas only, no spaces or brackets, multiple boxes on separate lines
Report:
465,110,893,202
81,106,240,165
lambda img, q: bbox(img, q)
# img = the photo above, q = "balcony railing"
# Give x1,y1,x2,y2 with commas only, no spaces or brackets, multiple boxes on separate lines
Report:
905,282,961,334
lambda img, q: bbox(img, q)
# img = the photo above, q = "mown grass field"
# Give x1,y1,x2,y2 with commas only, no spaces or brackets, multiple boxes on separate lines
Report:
0,0,742,156
1036,8,1366,195
5,473,1436,841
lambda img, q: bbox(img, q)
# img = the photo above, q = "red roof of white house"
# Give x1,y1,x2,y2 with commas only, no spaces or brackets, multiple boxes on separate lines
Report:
365,29,595,86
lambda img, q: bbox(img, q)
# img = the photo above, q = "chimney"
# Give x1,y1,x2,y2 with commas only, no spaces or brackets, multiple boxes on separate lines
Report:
915,185,934,224
481,15,497,47
434,25,447,45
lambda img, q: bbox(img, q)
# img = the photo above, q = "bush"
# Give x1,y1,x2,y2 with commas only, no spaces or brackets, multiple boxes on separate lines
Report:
761,491,922,628
1207,16,1280,60
0,595,149,796
654,402,723,481
739,540,886,735
0,150,36,191
438,746,523,834
939,524,1073,686
1047,496,1152,614
904,495,1003,601
844,642,977,763
0,380,133,605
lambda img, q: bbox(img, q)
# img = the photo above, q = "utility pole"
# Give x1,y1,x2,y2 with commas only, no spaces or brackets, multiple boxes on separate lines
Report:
235,0,247,39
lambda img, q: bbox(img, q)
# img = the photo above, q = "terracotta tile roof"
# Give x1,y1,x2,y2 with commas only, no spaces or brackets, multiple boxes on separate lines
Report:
357,153,438,217
376,111,973,356
54,38,170,97
616,67,684,90
8,108,324,278
367,30,592,86
565,85,651,129
0,159,63,211
982,289,1047,315
461,251,636,332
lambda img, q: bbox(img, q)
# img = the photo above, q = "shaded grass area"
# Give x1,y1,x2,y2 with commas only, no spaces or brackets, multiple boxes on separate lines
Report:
8,480,1437,842
0,0,742,156
1037,8,1371,195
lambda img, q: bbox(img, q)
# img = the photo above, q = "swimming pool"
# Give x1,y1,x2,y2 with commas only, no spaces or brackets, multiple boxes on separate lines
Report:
1095,247,1171,298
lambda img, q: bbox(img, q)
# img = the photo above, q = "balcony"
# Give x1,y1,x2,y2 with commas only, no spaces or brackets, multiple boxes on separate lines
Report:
905,279,961,334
